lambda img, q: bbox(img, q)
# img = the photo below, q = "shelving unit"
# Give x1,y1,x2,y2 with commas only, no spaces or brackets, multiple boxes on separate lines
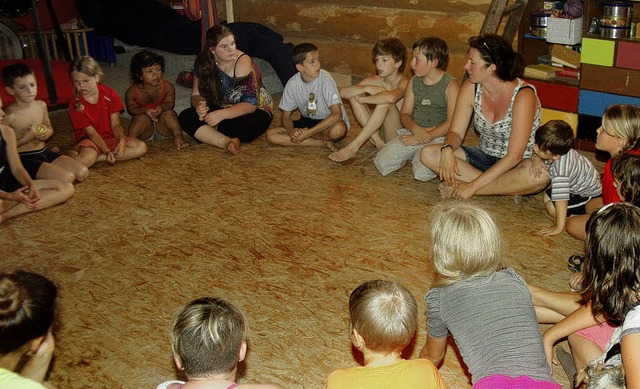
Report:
517,0,640,149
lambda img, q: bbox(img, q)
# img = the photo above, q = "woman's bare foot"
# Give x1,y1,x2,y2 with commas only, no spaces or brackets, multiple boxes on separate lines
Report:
328,146,358,162
227,138,240,154
326,142,338,152
437,182,456,199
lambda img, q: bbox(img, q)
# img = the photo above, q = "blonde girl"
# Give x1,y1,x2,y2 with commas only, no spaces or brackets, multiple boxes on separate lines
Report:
68,56,147,167
420,203,561,389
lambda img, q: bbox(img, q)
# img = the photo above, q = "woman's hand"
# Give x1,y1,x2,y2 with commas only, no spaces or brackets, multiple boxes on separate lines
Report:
196,101,209,121
203,110,223,127
451,181,477,200
439,148,460,185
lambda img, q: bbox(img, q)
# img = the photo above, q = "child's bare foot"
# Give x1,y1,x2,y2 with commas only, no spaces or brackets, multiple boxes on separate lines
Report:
369,133,384,150
325,142,337,152
226,137,240,154
291,128,312,143
437,181,456,199
328,146,358,162
174,135,189,150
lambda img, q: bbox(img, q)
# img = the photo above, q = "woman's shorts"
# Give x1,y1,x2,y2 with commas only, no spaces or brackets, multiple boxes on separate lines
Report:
460,146,501,172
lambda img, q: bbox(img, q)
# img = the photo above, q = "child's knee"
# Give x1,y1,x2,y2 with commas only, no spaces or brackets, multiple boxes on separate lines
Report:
75,164,90,182
328,122,347,141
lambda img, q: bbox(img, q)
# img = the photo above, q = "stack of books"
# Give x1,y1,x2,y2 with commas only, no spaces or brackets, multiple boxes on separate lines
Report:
524,63,560,79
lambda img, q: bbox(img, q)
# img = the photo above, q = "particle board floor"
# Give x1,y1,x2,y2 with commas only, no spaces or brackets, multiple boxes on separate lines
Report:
2,99,595,389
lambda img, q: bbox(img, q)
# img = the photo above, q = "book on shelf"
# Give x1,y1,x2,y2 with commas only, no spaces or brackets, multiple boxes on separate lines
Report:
551,44,581,69
524,63,560,80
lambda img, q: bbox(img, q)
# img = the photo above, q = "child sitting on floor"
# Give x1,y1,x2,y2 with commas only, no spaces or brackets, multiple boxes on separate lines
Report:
156,297,280,389
68,56,147,167
0,96,74,223
265,42,349,149
125,50,189,150
327,280,446,389
0,270,58,388
530,120,602,236
421,203,561,389
328,38,408,162
2,63,89,183
374,36,459,181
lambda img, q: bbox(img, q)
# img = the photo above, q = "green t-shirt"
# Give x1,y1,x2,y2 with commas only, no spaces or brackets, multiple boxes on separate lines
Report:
0,367,46,389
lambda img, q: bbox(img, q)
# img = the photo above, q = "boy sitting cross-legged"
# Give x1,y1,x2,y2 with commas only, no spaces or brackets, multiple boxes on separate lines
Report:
2,63,89,183
374,36,460,181
531,120,602,236
328,38,409,162
326,280,446,389
265,42,349,149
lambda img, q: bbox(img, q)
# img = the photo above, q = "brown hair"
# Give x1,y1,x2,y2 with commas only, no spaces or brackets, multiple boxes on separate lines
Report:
372,38,407,72
467,34,523,81
534,120,575,156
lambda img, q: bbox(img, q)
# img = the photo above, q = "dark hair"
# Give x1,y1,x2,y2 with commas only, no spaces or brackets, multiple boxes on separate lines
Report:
581,203,640,325
372,38,407,72
611,153,640,206
534,120,575,155
468,34,523,81
2,63,35,86
293,43,318,66
0,271,57,354
412,36,449,70
196,25,235,106
129,50,165,84
171,297,247,376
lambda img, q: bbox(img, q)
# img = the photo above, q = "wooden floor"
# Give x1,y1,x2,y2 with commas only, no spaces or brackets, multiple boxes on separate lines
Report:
2,102,592,388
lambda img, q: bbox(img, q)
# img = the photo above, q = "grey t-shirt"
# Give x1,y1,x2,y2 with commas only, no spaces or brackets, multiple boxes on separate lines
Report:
279,69,350,128
426,268,555,384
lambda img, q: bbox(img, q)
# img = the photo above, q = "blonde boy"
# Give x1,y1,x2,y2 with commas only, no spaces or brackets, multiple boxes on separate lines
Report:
2,64,88,183
265,43,349,148
326,280,446,389
328,38,408,162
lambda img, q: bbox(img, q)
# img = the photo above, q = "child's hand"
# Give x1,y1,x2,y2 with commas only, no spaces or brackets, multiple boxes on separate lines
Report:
536,224,564,236
105,151,117,164
196,101,209,120
203,111,223,127
146,108,160,123
10,186,39,209
113,139,126,160
541,332,559,374
33,328,56,358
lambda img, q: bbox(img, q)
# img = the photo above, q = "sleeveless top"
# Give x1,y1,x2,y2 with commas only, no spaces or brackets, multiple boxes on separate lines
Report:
412,73,454,128
132,79,167,109
473,78,541,159
201,53,273,116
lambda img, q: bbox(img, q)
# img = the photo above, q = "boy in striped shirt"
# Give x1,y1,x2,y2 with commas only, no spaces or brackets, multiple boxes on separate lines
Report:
530,120,602,236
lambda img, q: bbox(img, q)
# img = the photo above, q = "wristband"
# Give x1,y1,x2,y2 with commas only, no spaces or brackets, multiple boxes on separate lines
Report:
440,143,453,151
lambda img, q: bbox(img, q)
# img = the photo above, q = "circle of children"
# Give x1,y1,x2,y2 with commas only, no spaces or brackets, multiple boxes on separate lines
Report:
1,22,640,388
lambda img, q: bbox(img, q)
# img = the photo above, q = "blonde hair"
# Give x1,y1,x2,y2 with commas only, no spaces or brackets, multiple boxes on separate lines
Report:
68,56,103,79
430,203,503,284
170,297,247,377
602,104,640,151
349,280,417,354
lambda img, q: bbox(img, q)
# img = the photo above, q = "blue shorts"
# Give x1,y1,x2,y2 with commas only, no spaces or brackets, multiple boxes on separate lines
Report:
460,146,501,172
545,188,593,216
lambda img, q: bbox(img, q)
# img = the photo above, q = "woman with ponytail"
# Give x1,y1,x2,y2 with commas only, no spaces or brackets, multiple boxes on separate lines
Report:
420,34,546,200
178,25,273,154
0,271,57,388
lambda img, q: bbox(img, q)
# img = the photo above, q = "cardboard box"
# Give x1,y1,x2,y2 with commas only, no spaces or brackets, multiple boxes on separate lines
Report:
546,17,583,45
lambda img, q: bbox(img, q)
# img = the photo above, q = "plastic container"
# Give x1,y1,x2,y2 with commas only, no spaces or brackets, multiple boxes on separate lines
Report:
531,12,551,26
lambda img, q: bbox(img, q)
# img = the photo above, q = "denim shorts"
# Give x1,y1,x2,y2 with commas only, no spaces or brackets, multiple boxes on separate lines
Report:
460,146,501,172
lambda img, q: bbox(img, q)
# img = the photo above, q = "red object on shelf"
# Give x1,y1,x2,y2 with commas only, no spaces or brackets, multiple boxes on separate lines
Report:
526,79,580,112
